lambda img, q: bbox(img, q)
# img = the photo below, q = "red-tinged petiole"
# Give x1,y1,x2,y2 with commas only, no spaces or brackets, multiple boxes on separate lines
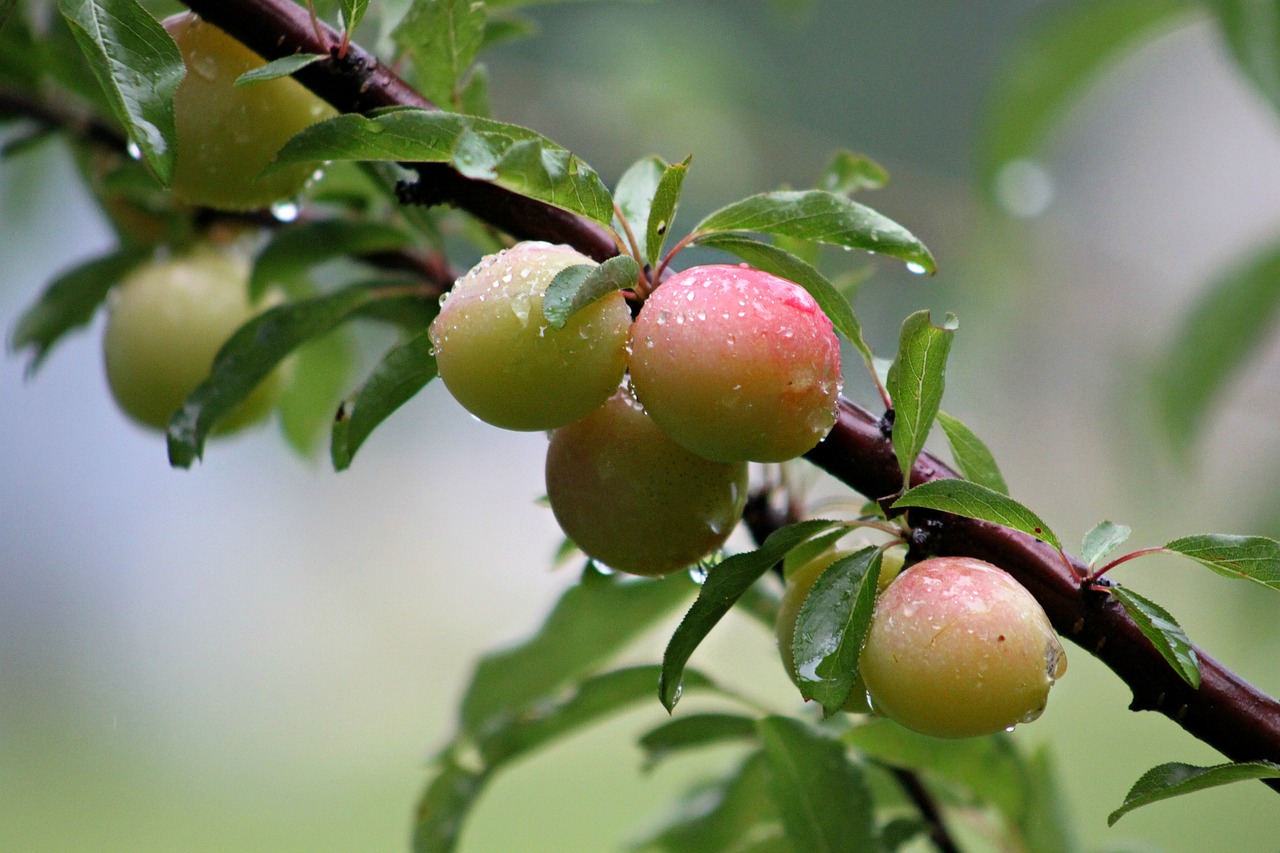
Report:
1090,547,1168,582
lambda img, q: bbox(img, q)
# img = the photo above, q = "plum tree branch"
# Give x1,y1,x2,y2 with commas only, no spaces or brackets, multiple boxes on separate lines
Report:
178,0,1280,785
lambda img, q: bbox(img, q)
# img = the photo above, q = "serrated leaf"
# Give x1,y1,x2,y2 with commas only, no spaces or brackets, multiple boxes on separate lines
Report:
633,751,782,853
756,716,875,853
612,155,666,260
1110,586,1200,688
893,478,1061,551
819,150,888,195
271,109,614,225
1108,760,1280,826
1153,242,1280,453
659,519,845,711
936,410,1008,495
411,757,486,853
234,53,325,86
1081,520,1132,568
462,565,694,738
887,310,957,488
340,0,370,34
331,327,438,470
392,0,486,108
981,0,1192,193
277,327,355,457
250,220,415,300
1206,0,1280,118
781,528,850,581
646,157,689,267
693,190,935,274
790,548,881,716
543,255,639,329
167,282,419,468
1164,533,1280,590
693,233,875,372
9,246,147,374
638,713,759,770
59,0,184,184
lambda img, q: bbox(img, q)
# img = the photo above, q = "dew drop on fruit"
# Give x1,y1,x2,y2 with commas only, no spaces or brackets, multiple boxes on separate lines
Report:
192,54,219,81
509,292,531,326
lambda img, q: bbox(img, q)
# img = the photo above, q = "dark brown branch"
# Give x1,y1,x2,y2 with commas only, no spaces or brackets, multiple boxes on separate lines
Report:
178,0,1280,784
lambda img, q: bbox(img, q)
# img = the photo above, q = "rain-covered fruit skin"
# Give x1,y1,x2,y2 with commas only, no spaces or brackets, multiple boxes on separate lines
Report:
430,242,632,431
628,264,842,463
775,546,906,714
103,246,280,433
164,13,333,211
545,388,748,576
860,557,1067,739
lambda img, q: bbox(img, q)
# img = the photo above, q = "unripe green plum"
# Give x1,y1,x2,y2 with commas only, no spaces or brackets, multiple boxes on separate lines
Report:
775,545,905,713
629,264,842,463
102,246,280,433
545,387,748,576
430,242,632,431
164,13,333,211
860,557,1067,739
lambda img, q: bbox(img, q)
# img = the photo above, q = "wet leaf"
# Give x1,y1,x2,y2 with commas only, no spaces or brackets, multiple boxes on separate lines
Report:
1165,533,1280,590
887,310,957,488
1081,520,1132,568
893,478,1061,551
1111,585,1200,688
646,156,689,267
234,53,325,86
543,255,639,328
1108,760,1280,825
936,410,1008,495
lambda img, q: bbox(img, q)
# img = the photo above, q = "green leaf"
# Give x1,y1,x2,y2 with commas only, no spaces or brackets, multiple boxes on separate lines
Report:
1022,746,1081,853
790,548,881,716
277,327,355,457
1107,760,1280,826
457,62,489,116
693,233,875,372
58,0,184,184
477,665,718,766
167,282,418,468
331,327,438,470
646,156,690,267
638,713,759,770
1206,0,1280,117
461,565,694,738
757,716,875,853
9,246,147,374
893,478,1061,551
980,0,1193,194
846,720,1033,837
1110,586,1200,688
271,109,614,225
393,0,486,108
1164,533,1280,590
411,757,486,853
1153,242,1280,452
1081,520,1132,568
543,255,640,329
660,519,845,711
935,410,1009,495
887,310,957,488
693,190,935,274
781,528,850,581
819,150,888,195
234,53,325,86
250,220,415,301
339,0,370,34
613,155,667,261
633,751,783,853
481,15,537,50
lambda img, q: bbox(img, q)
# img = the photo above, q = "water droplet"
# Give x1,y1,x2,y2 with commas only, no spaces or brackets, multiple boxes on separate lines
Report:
995,158,1055,219
126,140,142,160
192,54,219,81
688,565,708,584
364,122,386,135
1004,724,1017,733
510,293,531,325
905,261,927,275
656,310,668,326
270,201,299,222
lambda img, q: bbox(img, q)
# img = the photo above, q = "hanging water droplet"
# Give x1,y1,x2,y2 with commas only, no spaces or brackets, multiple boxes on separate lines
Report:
905,261,927,275
126,140,142,160
270,201,299,222
688,565,708,584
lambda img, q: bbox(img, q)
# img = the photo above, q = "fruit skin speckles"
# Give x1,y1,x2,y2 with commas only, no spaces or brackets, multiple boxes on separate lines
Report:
629,264,842,463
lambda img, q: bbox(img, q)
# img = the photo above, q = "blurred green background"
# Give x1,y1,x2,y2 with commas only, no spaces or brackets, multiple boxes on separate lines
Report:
5,1,1280,851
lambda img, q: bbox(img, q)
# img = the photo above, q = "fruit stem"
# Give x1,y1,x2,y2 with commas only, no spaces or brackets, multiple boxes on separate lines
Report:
654,231,700,283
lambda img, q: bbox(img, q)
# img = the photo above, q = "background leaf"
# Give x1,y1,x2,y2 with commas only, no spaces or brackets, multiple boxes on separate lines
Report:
9,246,146,374
331,326,438,470
693,189,935,273
1110,586,1200,688
1153,242,1280,453
819,149,888,195
1164,533,1280,590
893,478,1061,551
887,310,957,489
543,255,639,328
393,0,486,108
277,327,355,456
1205,0,1280,118
612,155,666,261
411,758,486,853
1108,761,1280,826
1081,520,1132,568
271,109,615,225
646,157,689,267
660,519,844,711
58,0,184,183
756,716,875,853
637,713,759,770
936,410,1009,495
250,220,415,301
